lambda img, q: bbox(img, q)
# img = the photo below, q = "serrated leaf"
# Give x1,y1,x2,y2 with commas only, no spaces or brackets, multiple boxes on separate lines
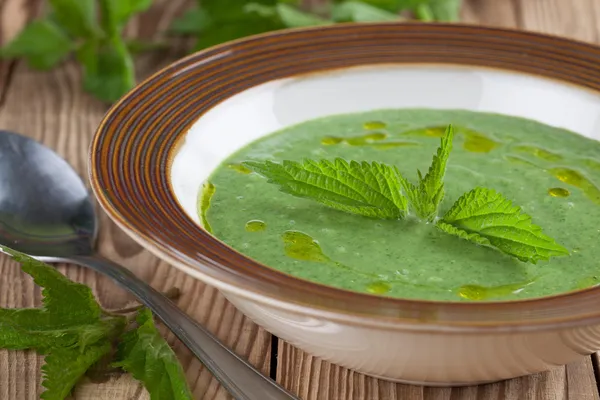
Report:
99,0,153,35
0,20,74,69
114,309,193,400
400,124,454,221
1,247,102,325
0,308,120,352
0,248,127,399
48,0,98,38
332,1,402,22
244,158,407,219
438,188,570,263
41,340,112,400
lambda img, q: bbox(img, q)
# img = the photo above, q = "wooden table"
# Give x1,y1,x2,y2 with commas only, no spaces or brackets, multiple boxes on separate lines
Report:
1,0,600,399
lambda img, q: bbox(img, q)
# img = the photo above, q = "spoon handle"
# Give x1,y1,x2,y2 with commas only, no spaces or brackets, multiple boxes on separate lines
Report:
70,254,299,400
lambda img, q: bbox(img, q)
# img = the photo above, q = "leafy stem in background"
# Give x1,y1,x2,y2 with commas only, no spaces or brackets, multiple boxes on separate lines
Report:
0,0,153,103
0,0,463,103
0,247,192,400
244,125,570,264
171,0,463,51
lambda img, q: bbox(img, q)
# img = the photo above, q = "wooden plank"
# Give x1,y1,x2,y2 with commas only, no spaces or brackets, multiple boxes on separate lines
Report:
275,0,600,398
0,1,271,399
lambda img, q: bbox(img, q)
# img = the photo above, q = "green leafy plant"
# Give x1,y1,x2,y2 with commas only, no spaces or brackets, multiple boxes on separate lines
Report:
0,247,192,400
0,0,154,103
244,125,570,263
0,0,462,102
170,0,462,51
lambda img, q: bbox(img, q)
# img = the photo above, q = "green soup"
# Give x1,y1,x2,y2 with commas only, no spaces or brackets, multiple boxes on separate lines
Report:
200,109,600,301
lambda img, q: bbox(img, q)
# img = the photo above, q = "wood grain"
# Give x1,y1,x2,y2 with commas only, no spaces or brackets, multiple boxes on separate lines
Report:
276,0,600,399
0,1,271,399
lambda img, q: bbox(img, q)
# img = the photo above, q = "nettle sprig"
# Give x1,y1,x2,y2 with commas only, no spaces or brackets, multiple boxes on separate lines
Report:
244,125,570,264
0,248,193,400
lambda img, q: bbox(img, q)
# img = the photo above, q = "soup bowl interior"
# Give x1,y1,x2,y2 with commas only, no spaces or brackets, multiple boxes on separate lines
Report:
91,23,600,385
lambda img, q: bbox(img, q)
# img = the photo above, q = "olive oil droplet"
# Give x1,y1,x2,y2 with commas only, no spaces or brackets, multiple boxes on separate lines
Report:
321,136,344,145
462,129,498,153
401,126,446,138
245,220,266,232
363,132,387,141
366,281,391,294
549,167,600,204
282,231,330,263
513,145,562,162
548,187,570,198
457,281,533,300
363,121,387,130
323,132,389,147
198,182,216,234
228,163,251,174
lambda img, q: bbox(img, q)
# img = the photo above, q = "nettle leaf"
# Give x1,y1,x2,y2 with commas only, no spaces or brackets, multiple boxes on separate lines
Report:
99,0,153,35
438,188,570,263
0,248,127,399
2,247,102,325
400,124,454,221
42,341,112,400
274,4,332,27
113,309,193,400
48,0,98,38
426,0,462,21
0,20,74,69
77,36,135,103
244,158,408,219
332,1,402,22
169,7,211,35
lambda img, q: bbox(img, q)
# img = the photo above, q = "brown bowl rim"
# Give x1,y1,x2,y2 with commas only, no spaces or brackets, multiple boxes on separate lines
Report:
90,22,600,331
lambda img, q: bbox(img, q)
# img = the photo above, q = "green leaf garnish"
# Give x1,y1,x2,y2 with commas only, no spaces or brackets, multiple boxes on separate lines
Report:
245,123,569,264
113,309,194,399
399,124,454,222
243,158,408,219
0,247,192,399
438,188,570,263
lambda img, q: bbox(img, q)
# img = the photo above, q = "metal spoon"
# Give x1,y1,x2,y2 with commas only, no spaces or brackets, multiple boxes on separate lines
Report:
0,130,298,400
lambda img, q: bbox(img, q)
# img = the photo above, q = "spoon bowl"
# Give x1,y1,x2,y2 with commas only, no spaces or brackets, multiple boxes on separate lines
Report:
0,130,95,258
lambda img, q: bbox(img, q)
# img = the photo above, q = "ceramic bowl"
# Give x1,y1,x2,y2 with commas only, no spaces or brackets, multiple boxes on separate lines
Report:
90,23,600,386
